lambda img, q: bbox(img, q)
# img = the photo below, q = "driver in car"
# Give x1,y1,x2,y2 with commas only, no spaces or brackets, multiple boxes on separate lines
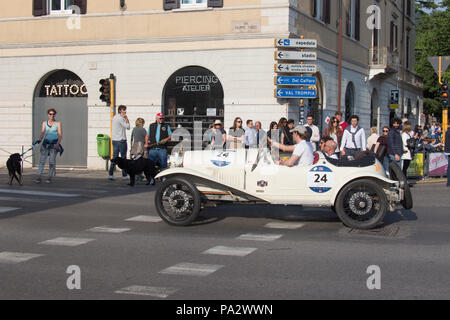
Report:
270,125,314,167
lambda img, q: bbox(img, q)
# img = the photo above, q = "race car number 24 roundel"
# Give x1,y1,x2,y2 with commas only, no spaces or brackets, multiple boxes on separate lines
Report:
307,166,335,193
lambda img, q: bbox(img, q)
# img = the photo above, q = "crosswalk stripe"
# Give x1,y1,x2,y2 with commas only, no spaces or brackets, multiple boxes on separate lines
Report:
0,252,44,264
159,263,223,277
125,216,162,223
0,189,80,198
88,226,131,233
39,237,95,247
202,246,257,257
237,233,284,242
265,222,305,229
115,286,178,298
0,196,53,203
0,206,20,213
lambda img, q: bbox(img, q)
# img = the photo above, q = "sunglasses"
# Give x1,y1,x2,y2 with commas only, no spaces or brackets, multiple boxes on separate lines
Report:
383,130,389,132
48,113,56,116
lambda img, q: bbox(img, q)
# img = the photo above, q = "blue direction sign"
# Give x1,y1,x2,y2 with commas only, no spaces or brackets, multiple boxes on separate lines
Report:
275,88,317,99
276,76,316,86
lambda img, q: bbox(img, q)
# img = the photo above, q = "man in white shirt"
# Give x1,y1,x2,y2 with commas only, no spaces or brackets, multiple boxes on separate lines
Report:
109,105,130,180
244,119,258,148
304,114,320,151
274,125,314,167
340,115,366,159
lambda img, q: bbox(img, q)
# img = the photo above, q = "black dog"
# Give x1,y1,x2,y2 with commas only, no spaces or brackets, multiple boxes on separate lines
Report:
111,157,157,186
7,153,22,185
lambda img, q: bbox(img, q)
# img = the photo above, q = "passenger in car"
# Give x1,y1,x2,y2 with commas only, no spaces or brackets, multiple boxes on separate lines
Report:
270,125,314,167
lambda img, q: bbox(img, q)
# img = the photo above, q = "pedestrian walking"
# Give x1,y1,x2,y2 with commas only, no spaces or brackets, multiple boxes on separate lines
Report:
388,118,403,168
254,121,267,148
374,126,390,176
210,120,226,149
335,111,349,131
324,116,343,152
108,105,130,180
130,118,147,159
304,114,320,151
244,119,257,148
367,127,379,152
228,117,245,149
145,113,172,169
278,118,288,145
340,115,366,159
401,121,414,177
35,108,63,184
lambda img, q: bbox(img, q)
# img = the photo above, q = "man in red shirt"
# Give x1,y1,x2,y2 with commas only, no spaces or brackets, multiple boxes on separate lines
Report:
335,111,349,131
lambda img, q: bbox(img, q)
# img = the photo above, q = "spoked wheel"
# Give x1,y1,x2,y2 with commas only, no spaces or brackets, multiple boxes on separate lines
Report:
155,177,201,226
335,179,388,229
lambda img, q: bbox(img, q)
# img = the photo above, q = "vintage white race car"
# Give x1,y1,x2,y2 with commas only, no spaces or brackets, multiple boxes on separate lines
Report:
154,147,412,229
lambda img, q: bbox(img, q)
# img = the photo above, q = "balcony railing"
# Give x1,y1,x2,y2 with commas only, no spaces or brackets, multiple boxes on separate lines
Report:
370,47,399,71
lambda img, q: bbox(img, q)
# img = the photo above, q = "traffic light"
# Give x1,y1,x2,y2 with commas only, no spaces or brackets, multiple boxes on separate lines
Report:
99,78,111,105
441,82,449,108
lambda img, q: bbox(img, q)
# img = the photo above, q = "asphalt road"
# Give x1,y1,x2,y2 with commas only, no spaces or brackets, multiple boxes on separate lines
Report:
0,170,449,300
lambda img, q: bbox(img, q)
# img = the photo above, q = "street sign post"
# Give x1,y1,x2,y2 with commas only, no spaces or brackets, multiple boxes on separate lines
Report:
275,51,317,61
275,76,316,86
275,38,317,48
275,64,317,73
275,88,317,99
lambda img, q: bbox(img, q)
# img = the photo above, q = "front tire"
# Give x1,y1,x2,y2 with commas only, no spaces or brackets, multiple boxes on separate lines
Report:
335,179,388,229
155,177,201,226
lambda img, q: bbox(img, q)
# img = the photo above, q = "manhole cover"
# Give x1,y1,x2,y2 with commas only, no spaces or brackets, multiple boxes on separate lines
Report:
347,225,400,238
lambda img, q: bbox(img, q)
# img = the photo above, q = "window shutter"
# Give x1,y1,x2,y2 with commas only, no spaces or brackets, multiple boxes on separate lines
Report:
73,0,87,14
208,0,223,7
163,0,180,10
355,0,360,40
323,0,331,24
311,0,317,18
33,0,47,16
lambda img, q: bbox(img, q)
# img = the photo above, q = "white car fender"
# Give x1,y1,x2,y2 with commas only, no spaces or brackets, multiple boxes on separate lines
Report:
155,167,271,202
329,171,399,205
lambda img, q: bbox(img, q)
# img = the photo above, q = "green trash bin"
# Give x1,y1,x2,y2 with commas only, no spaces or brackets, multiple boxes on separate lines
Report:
97,134,110,158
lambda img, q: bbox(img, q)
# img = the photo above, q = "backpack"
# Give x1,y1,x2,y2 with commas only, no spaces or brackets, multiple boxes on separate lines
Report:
345,126,363,148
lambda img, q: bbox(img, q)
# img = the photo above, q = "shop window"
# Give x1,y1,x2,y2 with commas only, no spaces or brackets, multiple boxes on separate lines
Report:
163,66,224,135
345,82,355,122
33,0,87,16
163,0,223,10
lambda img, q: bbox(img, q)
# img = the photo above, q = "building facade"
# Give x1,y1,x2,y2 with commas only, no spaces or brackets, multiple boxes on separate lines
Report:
0,0,423,169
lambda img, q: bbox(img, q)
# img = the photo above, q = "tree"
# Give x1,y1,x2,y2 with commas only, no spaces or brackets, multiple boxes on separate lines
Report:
415,0,450,117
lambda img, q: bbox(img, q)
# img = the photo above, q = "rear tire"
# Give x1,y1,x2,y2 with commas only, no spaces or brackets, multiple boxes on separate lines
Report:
335,179,388,229
155,177,201,226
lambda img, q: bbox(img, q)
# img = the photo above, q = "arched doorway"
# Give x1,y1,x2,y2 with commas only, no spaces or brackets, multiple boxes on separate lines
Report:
162,66,224,135
370,89,379,129
33,70,88,167
306,73,324,134
344,82,355,122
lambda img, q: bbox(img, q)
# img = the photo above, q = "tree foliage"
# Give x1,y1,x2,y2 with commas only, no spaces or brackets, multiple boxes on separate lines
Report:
415,0,450,116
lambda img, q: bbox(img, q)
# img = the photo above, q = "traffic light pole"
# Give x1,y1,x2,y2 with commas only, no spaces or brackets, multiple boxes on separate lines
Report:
109,74,116,160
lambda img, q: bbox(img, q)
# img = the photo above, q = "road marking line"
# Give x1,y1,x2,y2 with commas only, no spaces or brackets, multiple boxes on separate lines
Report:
115,286,178,298
265,222,305,229
0,196,53,203
0,252,44,264
237,233,284,242
202,246,257,257
39,237,95,247
0,189,80,198
159,263,223,277
0,206,20,213
87,226,131,233
125,216,162,223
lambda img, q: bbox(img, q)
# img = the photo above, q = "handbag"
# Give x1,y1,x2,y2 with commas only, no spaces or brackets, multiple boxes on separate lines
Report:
375,144,387,162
